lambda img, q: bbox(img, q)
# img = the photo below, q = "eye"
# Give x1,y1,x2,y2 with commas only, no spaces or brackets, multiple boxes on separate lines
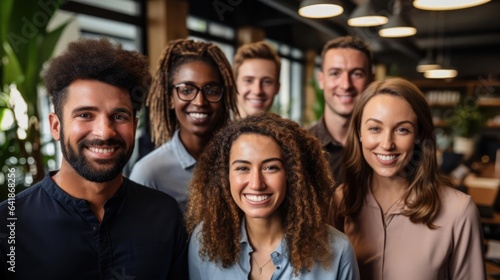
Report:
178,84,196,95
352,70,365,79
234,165,249,172
262,79,274,86
113,114,130,121
243,78,253,84
328,70,341,77
76,113,92,119
264,165,280,171
204,85,222,96
396,127,412,134
263,161,283,172
368,126,380,132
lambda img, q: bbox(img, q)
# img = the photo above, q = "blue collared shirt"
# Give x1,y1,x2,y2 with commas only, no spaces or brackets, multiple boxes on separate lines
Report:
129,130,196,211
188,219,360,280
0,172,189,280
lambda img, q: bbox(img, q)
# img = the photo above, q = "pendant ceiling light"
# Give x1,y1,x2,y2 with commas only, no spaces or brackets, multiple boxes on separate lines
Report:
298,0,344,18
424,68,458,79
417,11,440,72
379,0,417,38
413,0,490,10
348,0,388,27
417,57,441,73
424,12,457,79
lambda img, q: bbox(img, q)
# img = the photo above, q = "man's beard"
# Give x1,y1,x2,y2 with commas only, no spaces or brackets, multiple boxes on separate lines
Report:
60,127,133,183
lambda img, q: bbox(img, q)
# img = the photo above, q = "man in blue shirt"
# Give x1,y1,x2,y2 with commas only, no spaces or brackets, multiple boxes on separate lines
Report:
0,38,188,279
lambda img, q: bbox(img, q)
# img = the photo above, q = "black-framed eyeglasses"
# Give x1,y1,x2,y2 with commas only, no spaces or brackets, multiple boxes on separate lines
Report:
171,83,224,103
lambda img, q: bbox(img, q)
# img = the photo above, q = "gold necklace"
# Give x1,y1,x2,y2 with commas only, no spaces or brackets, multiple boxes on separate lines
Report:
253,256,272,275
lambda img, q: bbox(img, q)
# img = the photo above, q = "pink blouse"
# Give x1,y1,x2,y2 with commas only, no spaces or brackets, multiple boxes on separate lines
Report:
343,186,486,280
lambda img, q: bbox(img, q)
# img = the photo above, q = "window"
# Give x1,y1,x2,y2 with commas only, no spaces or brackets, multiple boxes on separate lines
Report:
187,16,235,64
268,40,305,124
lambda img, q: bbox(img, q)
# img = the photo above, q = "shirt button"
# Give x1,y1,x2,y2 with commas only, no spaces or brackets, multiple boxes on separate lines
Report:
93,226,98,231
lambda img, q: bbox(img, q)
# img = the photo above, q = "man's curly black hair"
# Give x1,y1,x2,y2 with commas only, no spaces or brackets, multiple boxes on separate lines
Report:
42,38,150,118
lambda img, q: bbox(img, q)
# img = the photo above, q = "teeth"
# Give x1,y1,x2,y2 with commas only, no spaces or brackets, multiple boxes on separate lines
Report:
248,99,265,105
189,113,208,119
89,147,114,154
377,154,397,161
245,194,271,202
338,95,354,102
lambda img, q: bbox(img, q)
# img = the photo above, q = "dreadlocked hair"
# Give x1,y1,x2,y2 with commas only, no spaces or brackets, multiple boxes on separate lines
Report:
147,39,239,147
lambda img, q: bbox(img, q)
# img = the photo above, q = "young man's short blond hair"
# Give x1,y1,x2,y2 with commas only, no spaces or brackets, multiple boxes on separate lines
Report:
233,41,281,79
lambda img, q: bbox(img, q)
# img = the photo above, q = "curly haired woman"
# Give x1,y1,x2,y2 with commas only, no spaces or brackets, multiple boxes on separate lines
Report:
186,112,359,279
336,78,485,280
129,39,238,211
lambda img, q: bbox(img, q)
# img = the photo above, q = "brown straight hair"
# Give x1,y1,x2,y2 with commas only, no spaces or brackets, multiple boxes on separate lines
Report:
340,78,452,228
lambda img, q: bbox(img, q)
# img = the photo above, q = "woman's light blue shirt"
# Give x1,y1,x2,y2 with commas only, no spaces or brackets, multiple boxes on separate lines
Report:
188,219,359,279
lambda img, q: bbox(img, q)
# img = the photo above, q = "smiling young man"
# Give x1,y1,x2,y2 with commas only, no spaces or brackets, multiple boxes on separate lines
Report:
0,38,188,279
233,41,281,118
309,36,374,183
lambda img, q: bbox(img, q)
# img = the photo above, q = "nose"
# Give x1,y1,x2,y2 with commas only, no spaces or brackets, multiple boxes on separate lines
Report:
191,90,208,106
93,116,116,140
380,131,395,150
249,169,265,191
339,72,352,90
251,80,263,94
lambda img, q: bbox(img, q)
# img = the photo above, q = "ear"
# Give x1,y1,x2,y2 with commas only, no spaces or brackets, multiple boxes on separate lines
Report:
49,113,61,141
274,82,281,96
317,70,324,90
169,94,175,109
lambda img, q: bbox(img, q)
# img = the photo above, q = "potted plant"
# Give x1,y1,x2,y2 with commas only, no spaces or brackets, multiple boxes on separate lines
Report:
0,0,70,199
447,101,483,160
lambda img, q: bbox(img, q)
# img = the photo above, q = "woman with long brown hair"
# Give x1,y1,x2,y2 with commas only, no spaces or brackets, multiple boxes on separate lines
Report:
336,77,485,279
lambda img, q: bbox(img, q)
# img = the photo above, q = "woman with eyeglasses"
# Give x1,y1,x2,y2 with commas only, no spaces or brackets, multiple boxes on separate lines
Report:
130,39,239,211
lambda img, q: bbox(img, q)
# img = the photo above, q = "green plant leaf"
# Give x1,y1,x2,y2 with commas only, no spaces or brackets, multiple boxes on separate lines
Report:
0,91,10,108
18,35,39,109
8,0,59,65
0,0,14,42
311,79,324,121
1,0,67,198
1,42,24,85
38,20,72,70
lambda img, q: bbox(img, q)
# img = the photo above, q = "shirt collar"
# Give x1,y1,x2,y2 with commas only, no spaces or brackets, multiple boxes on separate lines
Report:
42,171,127,222
239,217,286,256
366,185,406,215
171,130,197,169
315,117,342,148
